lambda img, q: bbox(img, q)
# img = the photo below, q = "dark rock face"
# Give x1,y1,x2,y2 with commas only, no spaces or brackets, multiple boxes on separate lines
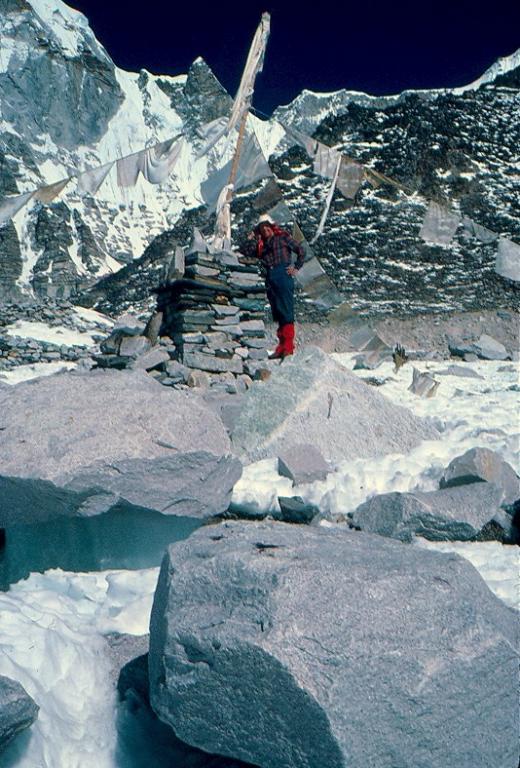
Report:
32,203,81,299
0,675,39,752
77,208,210,315
269,83,520,315
0,6,124,150
149,521,519,768
117,652,254,768
0,223,23,301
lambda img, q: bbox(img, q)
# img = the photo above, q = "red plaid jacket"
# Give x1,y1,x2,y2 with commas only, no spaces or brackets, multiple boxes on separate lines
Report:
243,226,305,270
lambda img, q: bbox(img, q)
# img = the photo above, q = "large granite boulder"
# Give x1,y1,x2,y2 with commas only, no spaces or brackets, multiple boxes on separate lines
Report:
0,369,241,523
231,347,439,463
440,447,520,507
350,483,505,542
0,676,39,752
149,521,519,768
117,652,252,768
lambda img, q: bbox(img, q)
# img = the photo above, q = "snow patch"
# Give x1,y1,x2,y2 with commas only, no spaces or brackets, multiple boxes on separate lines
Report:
4,320,98,347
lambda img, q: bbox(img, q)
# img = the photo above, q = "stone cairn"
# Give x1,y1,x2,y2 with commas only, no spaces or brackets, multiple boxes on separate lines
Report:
94,236,270,392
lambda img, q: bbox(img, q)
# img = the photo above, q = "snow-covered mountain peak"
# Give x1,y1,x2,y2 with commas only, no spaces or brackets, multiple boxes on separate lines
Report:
6,0,110,61
459,48,520,91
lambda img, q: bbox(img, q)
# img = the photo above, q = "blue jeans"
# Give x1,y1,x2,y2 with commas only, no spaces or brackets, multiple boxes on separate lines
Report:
265,264,294,326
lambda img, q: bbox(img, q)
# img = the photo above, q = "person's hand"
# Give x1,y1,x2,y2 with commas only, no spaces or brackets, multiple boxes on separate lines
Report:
287,265,299,277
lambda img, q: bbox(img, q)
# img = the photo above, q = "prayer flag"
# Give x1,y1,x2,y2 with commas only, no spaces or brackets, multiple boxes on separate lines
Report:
0,190,34,226
419,201,460,246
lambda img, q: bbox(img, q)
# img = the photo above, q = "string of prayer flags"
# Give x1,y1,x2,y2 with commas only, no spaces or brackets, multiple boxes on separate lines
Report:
419,200,460,246
282,124,318,159
116,152,141,188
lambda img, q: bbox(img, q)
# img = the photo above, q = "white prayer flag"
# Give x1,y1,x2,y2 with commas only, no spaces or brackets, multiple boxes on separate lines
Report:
284,125,318,159
336,158,365,199
495,238,520,282
226,13,271,135
419,201,460,246
0,191,34,226
313,143,342,180
116,152,142,188
213,183,234,250
77,162,114,195
34,177,70,203
462,216,498,244
139,137,184,184
312,153,342,243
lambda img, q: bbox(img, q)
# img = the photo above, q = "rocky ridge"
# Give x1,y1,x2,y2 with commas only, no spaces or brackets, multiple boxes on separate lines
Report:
0,0,518,318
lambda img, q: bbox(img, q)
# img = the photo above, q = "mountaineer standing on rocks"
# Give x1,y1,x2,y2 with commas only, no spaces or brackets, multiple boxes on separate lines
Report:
243,215,305,359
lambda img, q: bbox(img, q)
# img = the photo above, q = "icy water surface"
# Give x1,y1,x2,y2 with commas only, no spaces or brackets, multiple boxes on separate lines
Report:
0,504,201,589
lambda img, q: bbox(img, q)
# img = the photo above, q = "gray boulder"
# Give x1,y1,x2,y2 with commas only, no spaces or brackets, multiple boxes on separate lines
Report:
0,676,39,752
231,347,438,463
472,334,509,360
277,444,330,486
440,447,520,506
0,369,240,523
448,334,510,361
131,347,171,371
118,335,152,358
350,483,505,542
274,496,320,524
149,521,519,768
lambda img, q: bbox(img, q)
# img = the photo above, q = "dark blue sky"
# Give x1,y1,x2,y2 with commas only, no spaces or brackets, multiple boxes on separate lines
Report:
71,0,519,114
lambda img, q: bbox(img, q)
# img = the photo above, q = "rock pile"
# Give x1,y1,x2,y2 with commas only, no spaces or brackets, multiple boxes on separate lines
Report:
351,447,520,543
0,335,89,369
157,246,268,376
94,242,271,391
0,299,110,371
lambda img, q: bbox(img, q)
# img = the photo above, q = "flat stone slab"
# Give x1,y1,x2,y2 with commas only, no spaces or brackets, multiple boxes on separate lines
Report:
231,347,439,463
0,676,39,752
131,347,170,371
408,367,440,397
277,444,330,485
436,364,484,379
183,351,243,374
351,482,505,542
149,521,519,768
0,369,240,522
